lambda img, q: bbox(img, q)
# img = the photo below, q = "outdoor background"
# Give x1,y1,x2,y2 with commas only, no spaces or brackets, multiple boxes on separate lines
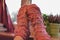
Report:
6,0,60,24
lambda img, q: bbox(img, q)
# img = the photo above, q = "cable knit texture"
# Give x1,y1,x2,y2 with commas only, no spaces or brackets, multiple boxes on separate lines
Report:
14,4,51,40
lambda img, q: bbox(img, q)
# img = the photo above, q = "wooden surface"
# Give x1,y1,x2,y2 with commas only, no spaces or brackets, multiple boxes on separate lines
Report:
0,32,15,37
0,32,14,40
